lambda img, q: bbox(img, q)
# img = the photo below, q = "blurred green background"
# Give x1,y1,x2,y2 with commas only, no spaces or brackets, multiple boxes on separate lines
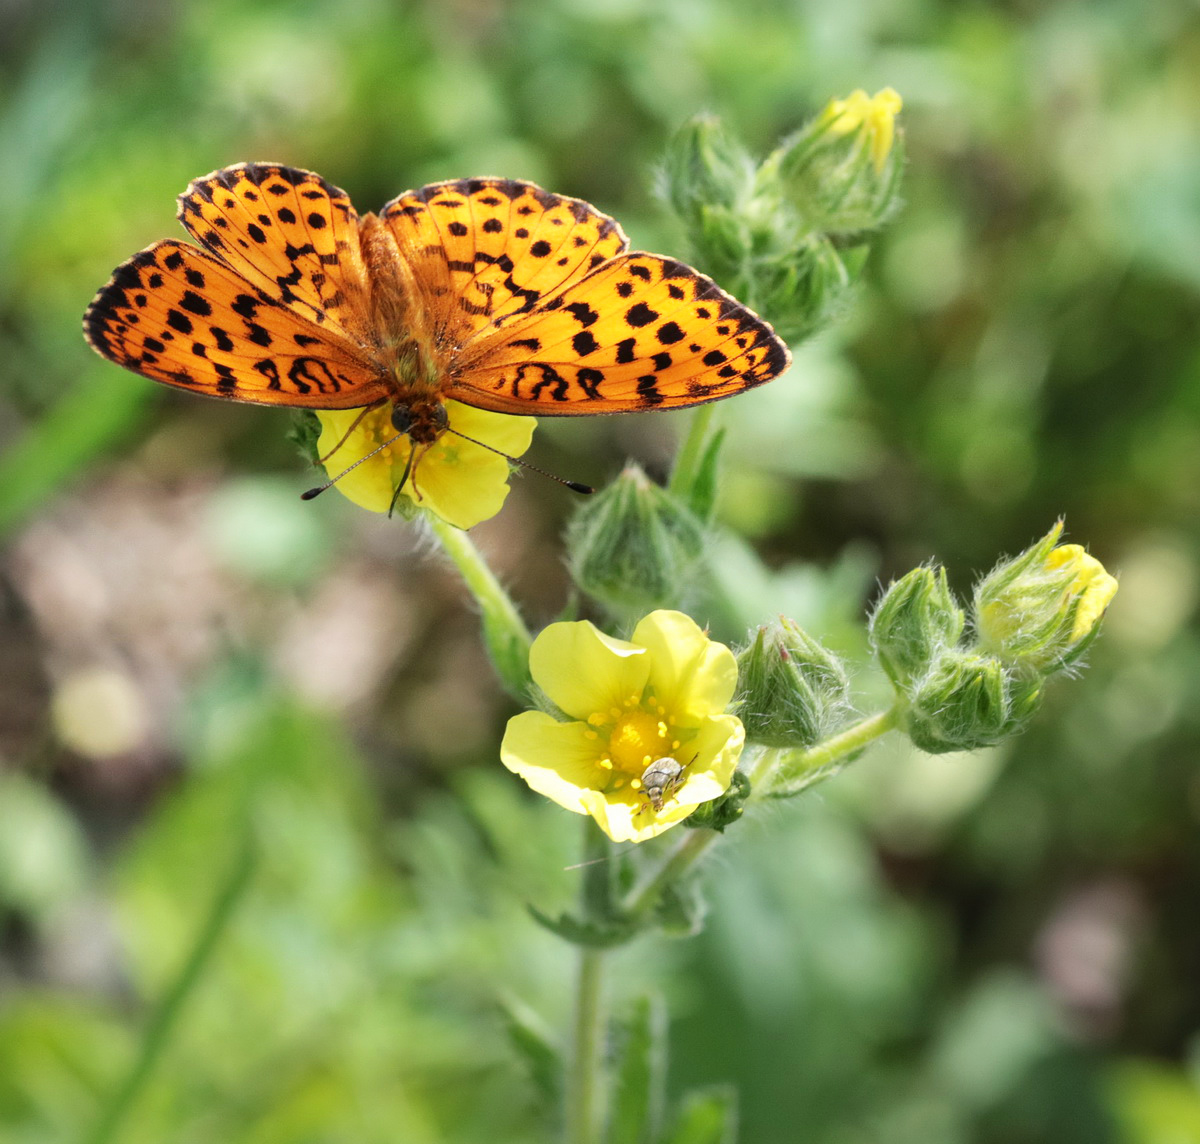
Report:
2,0,1200,1141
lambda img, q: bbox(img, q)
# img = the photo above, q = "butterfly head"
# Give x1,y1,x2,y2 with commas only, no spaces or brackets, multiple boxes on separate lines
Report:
390,398,449,445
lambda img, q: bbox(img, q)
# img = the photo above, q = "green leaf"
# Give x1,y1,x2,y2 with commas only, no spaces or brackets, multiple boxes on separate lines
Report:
499,994,561,1109
527,904,640,948
608,994,667,1144
686,427,726,524
660,1087,739,1144
651,877,708,939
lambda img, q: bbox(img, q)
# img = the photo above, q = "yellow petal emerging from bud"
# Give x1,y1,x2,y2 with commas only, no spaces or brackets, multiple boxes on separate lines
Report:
975,523,1118,672
1044,545,1120,641
501,610,744,843
824,87,903,172
315,401,536,530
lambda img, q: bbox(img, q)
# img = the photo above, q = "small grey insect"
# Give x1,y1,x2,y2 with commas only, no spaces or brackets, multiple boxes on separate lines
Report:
639,755,690,813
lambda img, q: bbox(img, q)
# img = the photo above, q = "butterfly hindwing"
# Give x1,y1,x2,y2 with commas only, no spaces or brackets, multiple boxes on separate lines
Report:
448,254,791,414
381,178,629,345
84,239,389,409
177,163,370,340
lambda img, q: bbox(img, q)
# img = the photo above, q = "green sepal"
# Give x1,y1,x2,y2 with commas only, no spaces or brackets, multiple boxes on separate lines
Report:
661,1087,740,1144
683,770,750,833
527,904,640,949
609,994,668,1144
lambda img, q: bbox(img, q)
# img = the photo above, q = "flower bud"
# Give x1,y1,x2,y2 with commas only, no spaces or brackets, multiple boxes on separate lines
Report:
773,87,905,236
870,566,965,691
903,650,1011,754
735,618,849,747
974,523,1118,675
658,114,755,234
566,465,706,618
684,770,751,833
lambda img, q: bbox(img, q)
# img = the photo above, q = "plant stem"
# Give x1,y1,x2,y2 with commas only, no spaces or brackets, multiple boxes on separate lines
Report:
427,514,533,699
667,404,717,499
86,835,256,1144
763,707,900,798
566,819,610,1144
621,827,717,920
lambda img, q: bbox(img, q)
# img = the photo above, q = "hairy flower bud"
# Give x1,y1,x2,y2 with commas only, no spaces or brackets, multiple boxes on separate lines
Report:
903,650,1012,754
658,114,755,237
975,523,1119,675
870,566,965,692
567,465,706,617
735,618,850,747
774,88,905,236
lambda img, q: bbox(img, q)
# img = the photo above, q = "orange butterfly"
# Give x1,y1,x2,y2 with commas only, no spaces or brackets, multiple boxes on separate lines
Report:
84,164,790,457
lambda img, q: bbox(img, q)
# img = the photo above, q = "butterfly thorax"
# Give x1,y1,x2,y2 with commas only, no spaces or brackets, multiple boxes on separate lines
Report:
357,214,448,409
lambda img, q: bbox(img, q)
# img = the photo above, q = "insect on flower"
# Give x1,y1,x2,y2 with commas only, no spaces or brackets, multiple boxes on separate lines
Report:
83,164,791,506
637,754,695,813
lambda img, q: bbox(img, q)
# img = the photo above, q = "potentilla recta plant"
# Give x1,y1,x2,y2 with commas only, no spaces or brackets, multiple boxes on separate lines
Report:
85,89,1118,1144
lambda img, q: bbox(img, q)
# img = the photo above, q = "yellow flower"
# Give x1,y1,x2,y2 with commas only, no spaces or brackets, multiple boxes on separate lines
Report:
824,87,903,172
501,611,744,843
315,401,536,530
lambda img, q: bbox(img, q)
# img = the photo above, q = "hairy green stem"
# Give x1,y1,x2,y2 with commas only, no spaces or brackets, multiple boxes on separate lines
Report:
667,404,717,499
622,827,717,920
566,820,611,1144
86,835,256,1144
763,707,900,798
622,713,900,916
427,514,533,699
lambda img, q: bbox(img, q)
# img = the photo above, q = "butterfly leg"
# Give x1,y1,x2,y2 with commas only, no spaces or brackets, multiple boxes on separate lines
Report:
318,399,390,464
386,445,420,518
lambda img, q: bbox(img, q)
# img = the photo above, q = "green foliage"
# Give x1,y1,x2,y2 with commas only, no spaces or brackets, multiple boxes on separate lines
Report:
608,996,667,1144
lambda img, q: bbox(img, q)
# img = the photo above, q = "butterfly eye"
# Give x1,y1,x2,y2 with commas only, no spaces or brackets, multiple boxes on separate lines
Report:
390,403,414,434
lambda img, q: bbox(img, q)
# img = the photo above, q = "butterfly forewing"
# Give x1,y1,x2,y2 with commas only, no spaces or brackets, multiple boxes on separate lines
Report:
84,239,389,408
447,254,791,414
177,163,371,341
381,178,629,346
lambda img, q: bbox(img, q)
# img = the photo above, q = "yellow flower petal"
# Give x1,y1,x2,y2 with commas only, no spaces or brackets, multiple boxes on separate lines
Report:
315,400,537,529
826,87,903,172
315,406,402,514
529,620,651,723
500,712,604,815
631,610,738,720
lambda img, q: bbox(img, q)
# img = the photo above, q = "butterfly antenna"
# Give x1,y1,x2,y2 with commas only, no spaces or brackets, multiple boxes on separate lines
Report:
300,432,407,500
444,426,594,495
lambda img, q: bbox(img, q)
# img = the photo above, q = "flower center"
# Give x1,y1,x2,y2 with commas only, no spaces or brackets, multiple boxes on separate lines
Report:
607,710,672,776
